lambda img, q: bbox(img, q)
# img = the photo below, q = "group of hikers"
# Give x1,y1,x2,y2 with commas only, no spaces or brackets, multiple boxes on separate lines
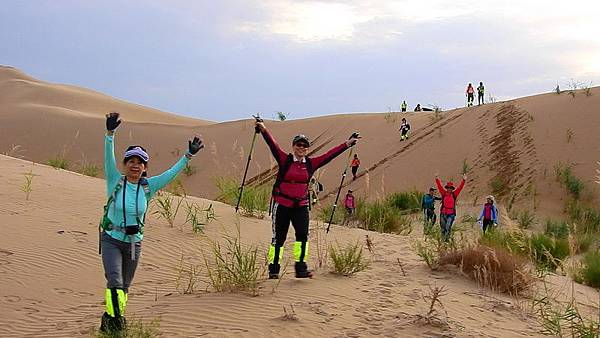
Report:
466,82,485,107
400,101,424,113
97,105,495,334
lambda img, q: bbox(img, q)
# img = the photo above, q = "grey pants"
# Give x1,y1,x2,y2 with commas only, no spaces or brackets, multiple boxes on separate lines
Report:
101,232,142,292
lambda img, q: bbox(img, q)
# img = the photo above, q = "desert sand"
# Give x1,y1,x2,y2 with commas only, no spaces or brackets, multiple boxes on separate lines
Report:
1,67,599,337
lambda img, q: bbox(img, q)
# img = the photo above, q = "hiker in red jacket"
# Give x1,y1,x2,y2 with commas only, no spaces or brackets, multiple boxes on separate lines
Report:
255,121,360,279
435,173,467,241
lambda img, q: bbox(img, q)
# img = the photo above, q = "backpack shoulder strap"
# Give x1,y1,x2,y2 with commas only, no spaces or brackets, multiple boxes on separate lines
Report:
139,177,151,200
274,154,294,189
305,157,314,178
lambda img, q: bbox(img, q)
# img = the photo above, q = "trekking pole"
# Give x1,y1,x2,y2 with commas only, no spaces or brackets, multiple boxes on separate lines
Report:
235,114,262,212
326,132,360,233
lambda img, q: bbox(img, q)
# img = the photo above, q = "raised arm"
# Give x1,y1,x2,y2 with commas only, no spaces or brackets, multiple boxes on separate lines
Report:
435,178,445,196
312,132,360,170
257,124,287,165
454,176,466,197
147,136,203,195
104,112,122,196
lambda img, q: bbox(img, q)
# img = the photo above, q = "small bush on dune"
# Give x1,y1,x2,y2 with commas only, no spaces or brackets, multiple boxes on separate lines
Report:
355,199,412,234
529,234,570,271
203,226,264,295
386,190,423,213
480,228,529,257
329,241,369,276
214,176,270,217
48,156,69,169
80,163,100,177
514,209,536,229
577,251,600,288
555,162,584,199
440,245,533,294
318,203,346,225
573,233,596,254
566,201,600,234
544,219,570,239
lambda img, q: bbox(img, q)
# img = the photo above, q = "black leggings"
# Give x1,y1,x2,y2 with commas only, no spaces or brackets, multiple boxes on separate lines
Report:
271,202,309,264
482,219,493,233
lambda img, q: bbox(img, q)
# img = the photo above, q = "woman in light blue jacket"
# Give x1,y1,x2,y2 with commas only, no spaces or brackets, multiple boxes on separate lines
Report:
99,112,203,333
477,195,498,234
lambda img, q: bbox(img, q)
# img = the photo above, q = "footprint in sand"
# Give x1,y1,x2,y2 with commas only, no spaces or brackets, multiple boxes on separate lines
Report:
52,287,94,297
0,249,14,265
57,230,88,243
2,295,21,303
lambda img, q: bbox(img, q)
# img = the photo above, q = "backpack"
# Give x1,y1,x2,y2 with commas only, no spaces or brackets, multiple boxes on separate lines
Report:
273,154,314,206
441,191,457,214
99,176,151,233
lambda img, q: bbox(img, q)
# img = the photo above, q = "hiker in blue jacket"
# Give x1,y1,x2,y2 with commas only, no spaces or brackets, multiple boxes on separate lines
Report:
99,112,204,334
477,195,498,234
422,187,441,233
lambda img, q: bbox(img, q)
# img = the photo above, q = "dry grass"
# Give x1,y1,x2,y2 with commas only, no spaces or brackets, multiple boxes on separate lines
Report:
440,245,533,294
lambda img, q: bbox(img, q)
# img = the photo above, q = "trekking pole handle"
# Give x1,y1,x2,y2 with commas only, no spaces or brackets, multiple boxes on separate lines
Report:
253,113,263,134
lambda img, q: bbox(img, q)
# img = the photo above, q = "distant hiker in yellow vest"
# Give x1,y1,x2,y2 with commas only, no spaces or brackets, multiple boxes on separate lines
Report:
477,82,485,105
401,100,407,112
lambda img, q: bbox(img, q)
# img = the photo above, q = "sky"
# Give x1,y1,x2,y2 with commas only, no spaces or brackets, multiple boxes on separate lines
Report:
2,0,600,121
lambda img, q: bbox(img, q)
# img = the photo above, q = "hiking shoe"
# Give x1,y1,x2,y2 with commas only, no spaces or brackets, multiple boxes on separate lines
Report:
268,263,280,279
100,312,125,333
294,262,313,278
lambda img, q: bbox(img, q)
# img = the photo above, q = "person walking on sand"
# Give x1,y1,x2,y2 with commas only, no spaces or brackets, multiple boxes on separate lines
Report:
255,120,360,279
351,154,361,180
344,189,356,216
401,100,407,112
308,177,323,206
435,173,466,241
399,118,411,141
477,195,498,234
422,187,441,234
466,83,475,107
99,112,204,334
414,103,422,112
477,82,485,105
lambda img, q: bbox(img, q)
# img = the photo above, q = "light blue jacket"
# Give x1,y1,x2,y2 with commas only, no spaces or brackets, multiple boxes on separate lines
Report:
104,134,190,242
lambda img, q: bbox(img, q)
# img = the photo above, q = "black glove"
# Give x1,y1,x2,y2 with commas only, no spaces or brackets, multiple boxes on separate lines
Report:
253,114,263,134
106,112,121,131
348,131,360,146
188,136,204,155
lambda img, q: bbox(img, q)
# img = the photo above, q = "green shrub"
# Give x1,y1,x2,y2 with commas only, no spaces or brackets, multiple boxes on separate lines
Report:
80,163,100,177
183,162,196,176
529,234,570,271
355,199,412,234
153,193,183,227
329,241,369,276
490,176,508,196
480,228,529,256
318,203,347,225
511,209,536,229
214,176,271,217
544,219,570,239
579,251,600,288
386,190,422,213
574,233,595,254
203,227,264,295
48,156,69,169
555,162,584,199
566,201,600,234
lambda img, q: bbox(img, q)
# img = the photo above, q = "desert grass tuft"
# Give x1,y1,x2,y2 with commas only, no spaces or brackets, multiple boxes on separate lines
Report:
214,176,270,217
329,240,369,276
21,170,34,200
175,254,201,294
152,192,183,227
203,225,264,295
95,317,160,337
440,245,533,294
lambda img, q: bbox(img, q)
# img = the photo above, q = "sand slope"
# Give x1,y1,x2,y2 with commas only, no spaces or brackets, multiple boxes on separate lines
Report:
0,154,557,337
2,67,600,221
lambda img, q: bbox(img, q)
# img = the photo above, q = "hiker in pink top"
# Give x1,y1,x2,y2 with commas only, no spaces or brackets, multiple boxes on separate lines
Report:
344,190,356,216
466,83,475,107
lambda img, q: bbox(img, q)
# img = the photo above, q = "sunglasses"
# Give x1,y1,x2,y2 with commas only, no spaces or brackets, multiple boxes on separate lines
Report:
294,143,310,148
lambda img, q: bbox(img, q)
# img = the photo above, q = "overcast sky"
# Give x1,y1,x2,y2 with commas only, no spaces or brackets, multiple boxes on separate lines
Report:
2,0,599,121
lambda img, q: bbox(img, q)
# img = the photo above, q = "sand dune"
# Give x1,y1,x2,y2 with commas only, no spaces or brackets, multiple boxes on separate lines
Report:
1,67,600,336
1,153,582,337
2,67,600,222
